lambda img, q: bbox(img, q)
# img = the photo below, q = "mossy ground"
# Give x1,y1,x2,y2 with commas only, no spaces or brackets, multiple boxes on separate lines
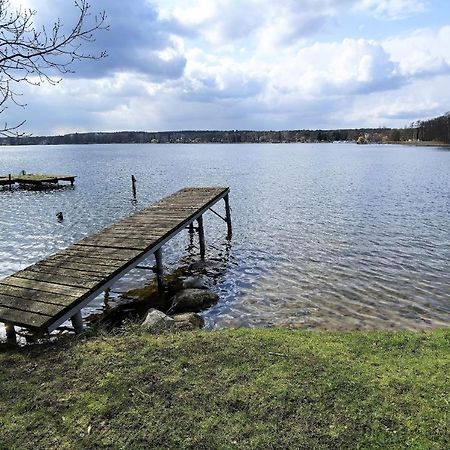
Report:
0,327,449,449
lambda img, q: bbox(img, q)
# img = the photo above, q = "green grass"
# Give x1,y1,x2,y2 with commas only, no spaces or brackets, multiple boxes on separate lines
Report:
0,327,449,449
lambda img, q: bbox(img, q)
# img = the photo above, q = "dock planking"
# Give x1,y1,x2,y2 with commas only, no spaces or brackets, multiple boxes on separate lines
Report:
0,187,231,340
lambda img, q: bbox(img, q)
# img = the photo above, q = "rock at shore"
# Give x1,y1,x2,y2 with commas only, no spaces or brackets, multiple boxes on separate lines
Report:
182,275,211,290
172,312,205,331
170,288,219,313
142,309,175,333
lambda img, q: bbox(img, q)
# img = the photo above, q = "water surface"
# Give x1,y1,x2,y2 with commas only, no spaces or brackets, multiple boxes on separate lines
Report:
0,143,449,333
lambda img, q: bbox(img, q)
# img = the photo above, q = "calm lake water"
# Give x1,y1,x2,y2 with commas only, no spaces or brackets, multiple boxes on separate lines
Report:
0,143,449,334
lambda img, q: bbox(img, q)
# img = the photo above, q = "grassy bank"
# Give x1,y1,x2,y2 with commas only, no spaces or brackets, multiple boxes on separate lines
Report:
1,327,449,449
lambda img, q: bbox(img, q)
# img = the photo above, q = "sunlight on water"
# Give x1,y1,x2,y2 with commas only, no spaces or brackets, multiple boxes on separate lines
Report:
0,143,449,336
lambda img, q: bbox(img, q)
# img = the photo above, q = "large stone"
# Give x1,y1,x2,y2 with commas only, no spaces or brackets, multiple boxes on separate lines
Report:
182,275,211,290
141,308,175,333
172,312,205,331
170,288,219,313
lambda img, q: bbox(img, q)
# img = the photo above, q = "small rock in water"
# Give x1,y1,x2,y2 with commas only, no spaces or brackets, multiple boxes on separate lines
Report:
182,275,211,290
172,312,205,331
142,308,175,333
188,260,209,270
170,288,219,313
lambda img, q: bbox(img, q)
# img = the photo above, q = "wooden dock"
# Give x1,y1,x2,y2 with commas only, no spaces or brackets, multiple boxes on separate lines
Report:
0,187,231,343
0,173,76,189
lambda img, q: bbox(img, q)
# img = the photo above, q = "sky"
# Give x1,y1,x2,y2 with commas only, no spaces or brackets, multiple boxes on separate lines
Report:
5,0,450,134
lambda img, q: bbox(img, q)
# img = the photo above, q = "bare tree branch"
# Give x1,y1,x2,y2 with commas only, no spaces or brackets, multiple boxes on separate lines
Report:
0,0,108,136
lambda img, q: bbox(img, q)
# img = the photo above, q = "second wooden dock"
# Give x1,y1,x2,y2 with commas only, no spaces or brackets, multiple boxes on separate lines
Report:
0,173,76,189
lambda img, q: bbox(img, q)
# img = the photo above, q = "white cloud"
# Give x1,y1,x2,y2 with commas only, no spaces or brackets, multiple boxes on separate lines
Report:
384,26,450,77
265,38,399,100
169,0,355,48
355,0,428,19
342,74,450,127
171,0,264,45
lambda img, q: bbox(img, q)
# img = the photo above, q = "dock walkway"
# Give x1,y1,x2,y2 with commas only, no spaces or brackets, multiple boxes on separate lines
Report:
0,187,231,342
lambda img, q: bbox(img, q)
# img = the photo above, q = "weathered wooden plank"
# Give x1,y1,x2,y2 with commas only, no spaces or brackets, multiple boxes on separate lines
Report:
75,239,149,251
103,223,173,231
146,205,200,211
119,216,188,224
140,208,197,214
46,250,130,266
87,235,162,245
13,270,100,289
0,285,75,306
38,259,117,274
156,192,218,198
64,245,141,261
0,294,61,316
0,276,88,297
22,266,105,283
90,229,164,240
113,221,187,230
0,306,49,329
100,228,172,237
137,208,195,215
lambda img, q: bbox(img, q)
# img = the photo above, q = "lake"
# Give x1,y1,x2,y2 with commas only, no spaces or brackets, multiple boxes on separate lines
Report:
0,143,449,333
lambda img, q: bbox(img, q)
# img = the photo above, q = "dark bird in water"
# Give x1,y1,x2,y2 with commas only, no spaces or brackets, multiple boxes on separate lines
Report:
56,212,64,221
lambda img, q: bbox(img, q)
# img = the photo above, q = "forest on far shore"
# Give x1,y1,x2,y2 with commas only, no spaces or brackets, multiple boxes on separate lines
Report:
1,113,449,146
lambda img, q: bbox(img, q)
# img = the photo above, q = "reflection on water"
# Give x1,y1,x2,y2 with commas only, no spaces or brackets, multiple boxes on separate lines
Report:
0,143,449,337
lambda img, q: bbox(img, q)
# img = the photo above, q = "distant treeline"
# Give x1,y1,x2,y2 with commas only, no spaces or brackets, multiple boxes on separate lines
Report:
1,113,449,146
413,112,450,144
0,128,407,145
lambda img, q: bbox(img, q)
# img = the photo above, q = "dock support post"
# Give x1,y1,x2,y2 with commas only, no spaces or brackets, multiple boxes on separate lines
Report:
131,175,137,200
155,248,165,292
71,311,84,334
197,215,206,259
188,222,195,248
8,174,12,191
5,322,17,344
104,288,110,307
224,193,232,237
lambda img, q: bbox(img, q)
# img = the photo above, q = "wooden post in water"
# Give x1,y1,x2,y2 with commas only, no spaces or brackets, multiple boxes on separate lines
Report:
224,193,232,237
104,288,111,308
71,311,84,334
155,248,164,292
131,175,137,200
8,174,12,191
188,222,195,247
197,215,206,259
5,322,17,344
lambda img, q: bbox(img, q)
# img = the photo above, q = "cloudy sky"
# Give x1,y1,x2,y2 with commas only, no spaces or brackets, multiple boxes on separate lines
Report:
5,0,450,134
